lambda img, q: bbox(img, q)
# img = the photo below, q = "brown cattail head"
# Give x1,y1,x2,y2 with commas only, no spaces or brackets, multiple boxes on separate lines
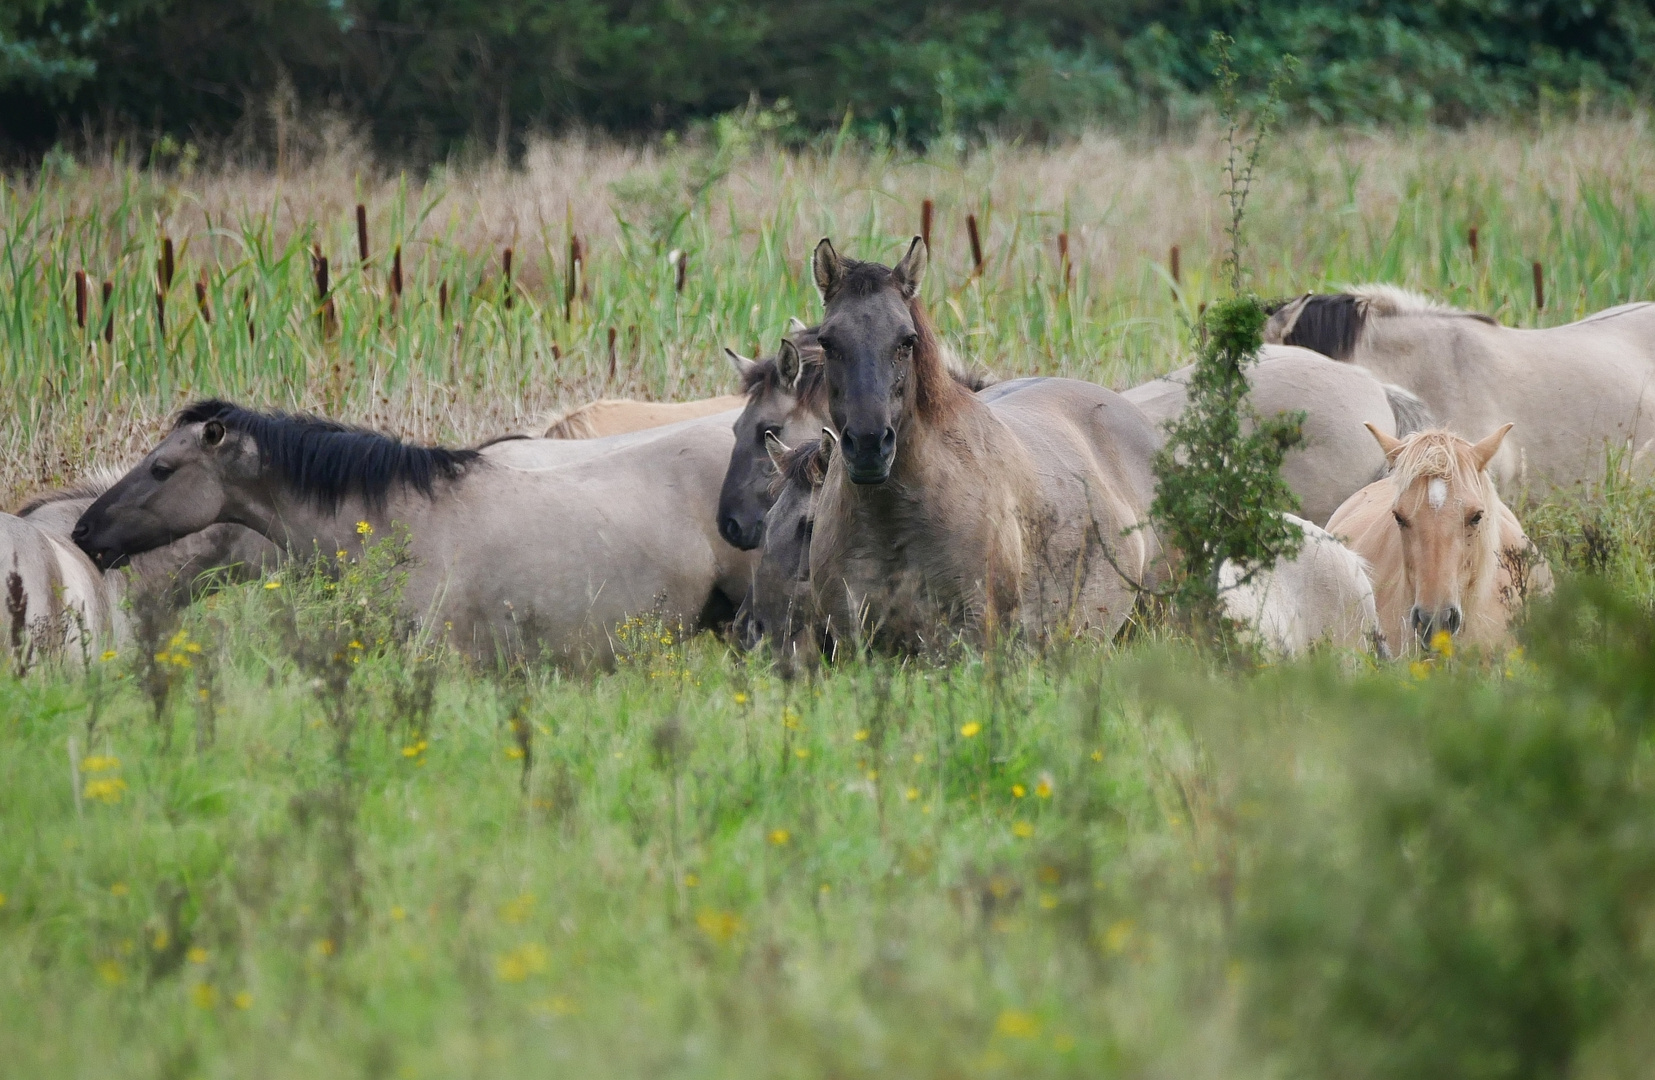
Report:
312,244,329,301
74,270,87,329
675,250,687,293
439,280,449,321
390,245,403,299
322,297,339,339
1057,232,1071,293
356,203,369,262
607,326,618,381
195,270,212,323
921,199,934,251
502,247,514,309
160,237,174,292
966,214,984,277
565,234,585,319
1170,244,1181,286
1532,260,1545,310
101,280,113,344
1468,226,1480,263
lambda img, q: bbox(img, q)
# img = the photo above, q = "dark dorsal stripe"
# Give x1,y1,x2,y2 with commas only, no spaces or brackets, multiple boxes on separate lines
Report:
1282,294,1366,360
175,399,481,513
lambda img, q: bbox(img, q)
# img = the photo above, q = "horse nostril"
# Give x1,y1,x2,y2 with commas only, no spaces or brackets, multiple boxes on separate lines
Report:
1444,607,1462,635
1410,606,1426,632
879,427,895,455
71,521,89,542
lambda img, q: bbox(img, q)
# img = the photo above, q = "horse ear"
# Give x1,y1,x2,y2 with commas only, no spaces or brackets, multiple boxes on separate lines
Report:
786,316,809,335
1263,293,1310,344
812,238,843,302
724,347,758,380
892,236,926,299
1470,422,1514,471
764,429,792,470
1364,421,1406,463
776,339,804,388
201,419,226,449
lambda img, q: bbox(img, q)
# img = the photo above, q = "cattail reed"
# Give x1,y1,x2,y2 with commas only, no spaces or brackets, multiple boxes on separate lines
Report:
101,280,113,344
155,289,166,336
566,234,584,320
439,280,449,321
1057,232,1071,293
607,326,618,381
195,270,212,323
675,250,687,293
312,244,337,337
356,204,369,263
1170,244,1181,287
921,199,934,251
966,214,984,277
159,236,174,292
1532,260,1545,310
390,245,403,309
74,270,87,329
502,247,514,309
1468,226,1479,263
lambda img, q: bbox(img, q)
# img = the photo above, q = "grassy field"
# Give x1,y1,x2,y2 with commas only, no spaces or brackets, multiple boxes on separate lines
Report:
4,118,1655,1079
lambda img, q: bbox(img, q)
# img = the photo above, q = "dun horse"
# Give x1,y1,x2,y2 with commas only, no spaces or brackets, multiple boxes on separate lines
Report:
545,394,747,439
1326,424,1552,654
806,237,1163,649
1267,286,1655,493
73,402,755,662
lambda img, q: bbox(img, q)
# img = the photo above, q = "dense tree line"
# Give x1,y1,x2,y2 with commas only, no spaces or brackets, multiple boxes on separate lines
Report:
4,0,1654,159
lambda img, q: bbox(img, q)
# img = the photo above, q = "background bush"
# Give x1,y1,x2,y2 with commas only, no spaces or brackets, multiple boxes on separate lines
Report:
6,0,1655,160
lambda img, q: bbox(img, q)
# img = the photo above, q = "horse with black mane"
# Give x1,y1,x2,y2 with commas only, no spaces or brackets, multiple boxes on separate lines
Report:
72,401,754,662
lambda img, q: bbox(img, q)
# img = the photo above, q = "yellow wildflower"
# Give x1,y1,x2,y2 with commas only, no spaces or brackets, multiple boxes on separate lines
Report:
1103,919,1134,953
1011,784,1026,798
506,746,525,759
853,729,869,741
100,649,118,661
84,777,128,803
960,721,982,738
263,579,281,590
1012,821,1035,839
356,520,373,536
495,942,549,982
793,747,809,759
1039,893,1059,909
233,990,253,1010
336,549,349,560
768,828,790,846
192,983,217,1009
500,894,535,924
532,995,578,1017
732,692,748,704
390,905,407,921
1090,749,1103,762
1431,630,1454,657
152,929,169,951
315,938,336,957
81,755,120,773
995,1010,1041,1039
683,873,699,888
110,882,128,896
905,787,919,801
401,739,428,758
1035,775,1053,799
187,946,209,965
97,959,124,984
1409,659,1433,680
695,909,742,943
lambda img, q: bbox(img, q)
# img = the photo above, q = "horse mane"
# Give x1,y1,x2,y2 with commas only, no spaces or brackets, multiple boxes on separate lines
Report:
14,467,125,516
1275,285,1496,360
768,438,827,499
541,402,605,439
175,399,482,512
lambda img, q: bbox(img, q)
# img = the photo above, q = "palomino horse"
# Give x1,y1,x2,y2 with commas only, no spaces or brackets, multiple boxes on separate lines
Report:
1326,424,1552,654
806,237,1163,649
73,402,756,663
544,394,747,439
1123,345,1434,525
747,439,1382,661
1266,285,1655,493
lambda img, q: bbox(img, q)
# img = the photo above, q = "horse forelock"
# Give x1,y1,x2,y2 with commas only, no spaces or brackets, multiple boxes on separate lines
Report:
173,399,482,512
768,438,826,499
1387,431,1500,524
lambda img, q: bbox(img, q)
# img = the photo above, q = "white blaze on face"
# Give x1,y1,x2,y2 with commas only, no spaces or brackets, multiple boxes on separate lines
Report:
1427,477,1448,510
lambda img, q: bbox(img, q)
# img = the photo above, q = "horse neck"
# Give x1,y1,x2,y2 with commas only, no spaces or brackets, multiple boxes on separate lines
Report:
234,473,427,557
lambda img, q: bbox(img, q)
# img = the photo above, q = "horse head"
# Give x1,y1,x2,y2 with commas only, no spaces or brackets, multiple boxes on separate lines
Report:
734,433,832,652
716,321,823,549
812,236,944,485
1365,421,1513,651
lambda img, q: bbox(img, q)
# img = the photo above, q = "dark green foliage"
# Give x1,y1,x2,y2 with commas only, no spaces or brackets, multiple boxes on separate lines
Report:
6,0,1655,159
1237,582,1655,1080
1148,296,1304,632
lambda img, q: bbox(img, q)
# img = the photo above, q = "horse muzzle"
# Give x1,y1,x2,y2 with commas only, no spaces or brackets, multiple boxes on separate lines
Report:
1411,604,1462,650
841,426,895,485
719,513,765,551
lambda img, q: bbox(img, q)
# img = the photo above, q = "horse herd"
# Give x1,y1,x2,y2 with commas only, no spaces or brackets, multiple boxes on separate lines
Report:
10,238,1655,669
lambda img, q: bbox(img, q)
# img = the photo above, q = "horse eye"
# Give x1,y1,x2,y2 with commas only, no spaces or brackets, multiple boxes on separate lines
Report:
1468,511,1484,527
1393,511,1409,529
151,463,175,482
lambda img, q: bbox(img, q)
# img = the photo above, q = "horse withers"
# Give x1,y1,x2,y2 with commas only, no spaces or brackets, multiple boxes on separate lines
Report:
1326,424,1552,655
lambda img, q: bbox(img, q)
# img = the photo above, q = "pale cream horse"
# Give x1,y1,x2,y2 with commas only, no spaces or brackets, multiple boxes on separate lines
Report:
72,402,756,663
1267,285,1655,493
544,394,746,438
0,510,115,654
1326,425,1552,655
1217,514,1385,658
807,237,1163,650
